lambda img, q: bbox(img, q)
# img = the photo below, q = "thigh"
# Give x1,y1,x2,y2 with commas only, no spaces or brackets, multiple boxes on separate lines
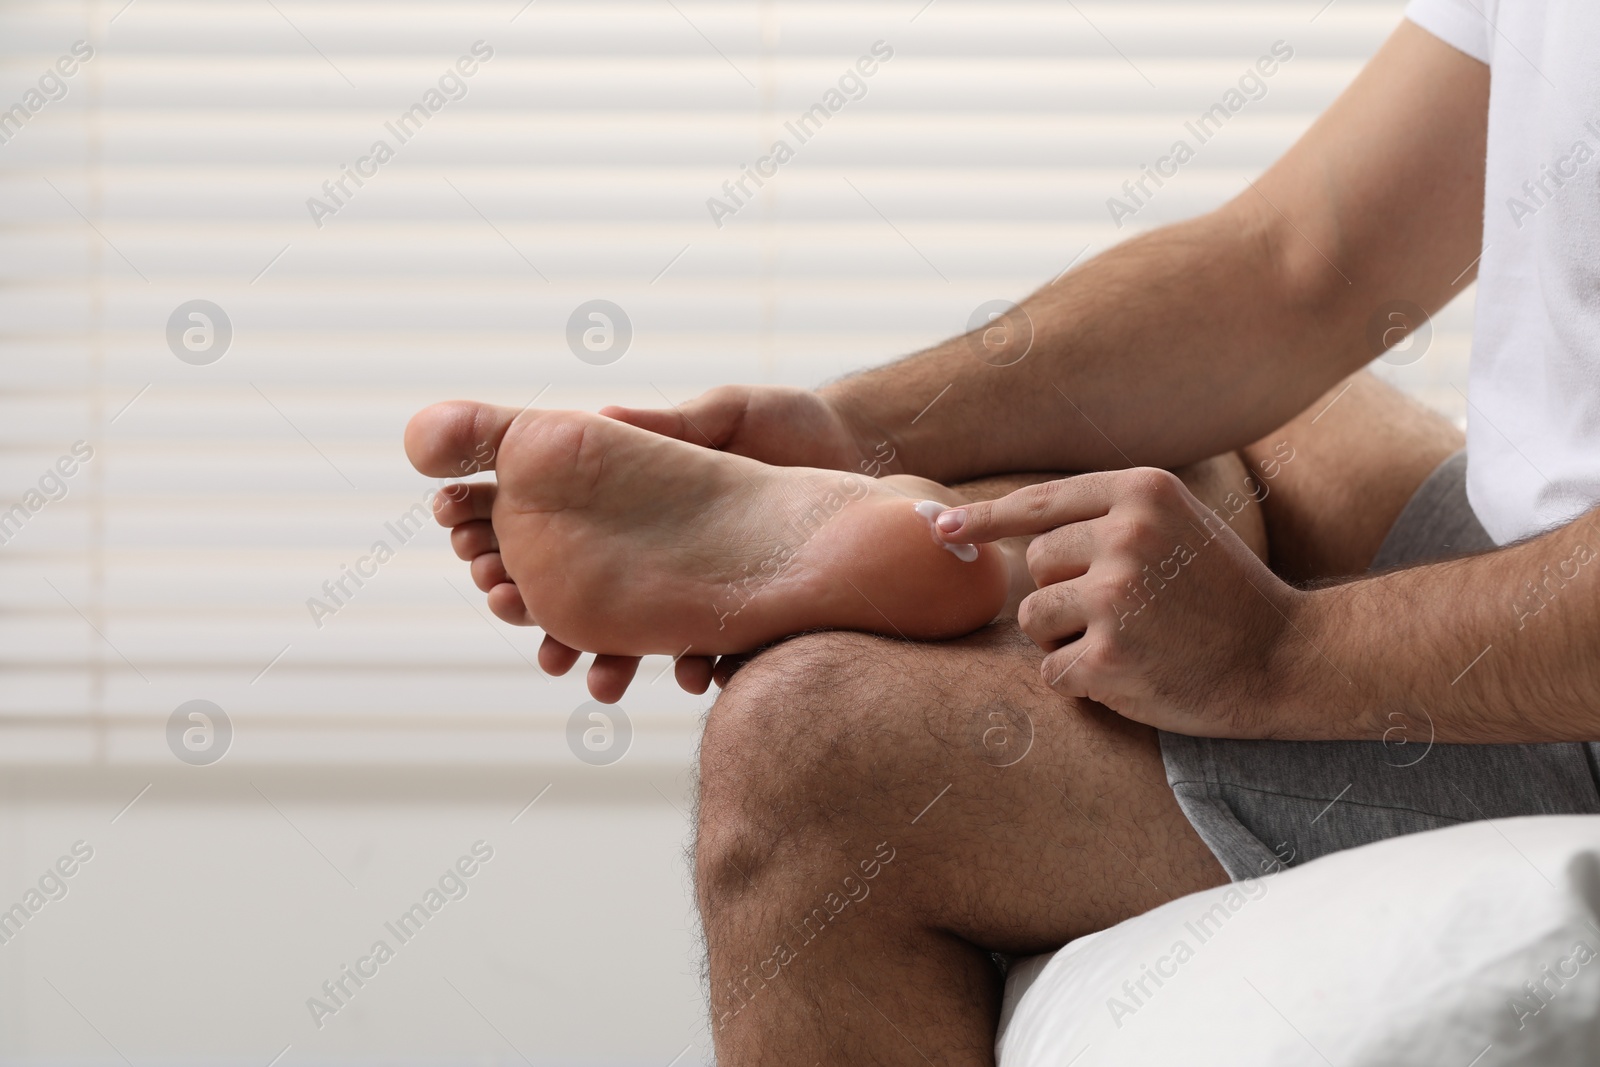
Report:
701,622,1229,954
1243,369,1464,583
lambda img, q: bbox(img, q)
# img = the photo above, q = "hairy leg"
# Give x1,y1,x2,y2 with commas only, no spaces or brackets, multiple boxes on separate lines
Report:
696,625,1227,1066
698,379,1452,1063
697,455,1268,1065
1242,369,1463,583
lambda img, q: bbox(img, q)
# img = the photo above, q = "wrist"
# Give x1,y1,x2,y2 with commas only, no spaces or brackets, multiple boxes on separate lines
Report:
1261,583,1373,741
818,383,914,479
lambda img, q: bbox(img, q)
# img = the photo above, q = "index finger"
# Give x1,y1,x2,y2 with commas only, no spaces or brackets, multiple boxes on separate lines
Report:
935,471,1118,544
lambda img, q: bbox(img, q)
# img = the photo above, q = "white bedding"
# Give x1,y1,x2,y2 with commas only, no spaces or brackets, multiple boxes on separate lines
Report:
997,815,1600,1066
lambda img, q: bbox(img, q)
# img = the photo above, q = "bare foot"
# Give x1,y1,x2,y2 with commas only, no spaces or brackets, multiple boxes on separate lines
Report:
405,403,1010,660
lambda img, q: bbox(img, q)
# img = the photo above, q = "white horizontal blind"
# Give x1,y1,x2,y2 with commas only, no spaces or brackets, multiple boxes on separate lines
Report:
0,0,1445,767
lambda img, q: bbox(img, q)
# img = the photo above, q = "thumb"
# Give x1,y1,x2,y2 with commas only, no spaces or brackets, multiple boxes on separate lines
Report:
600,389,742,448
598,404,698,441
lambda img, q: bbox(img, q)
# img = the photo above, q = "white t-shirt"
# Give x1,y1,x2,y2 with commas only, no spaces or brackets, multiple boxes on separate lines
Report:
1405,0,1600,545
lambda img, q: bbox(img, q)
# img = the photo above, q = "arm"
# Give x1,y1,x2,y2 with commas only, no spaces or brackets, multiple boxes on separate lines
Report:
824,20,1488,483
1289,512,1600,744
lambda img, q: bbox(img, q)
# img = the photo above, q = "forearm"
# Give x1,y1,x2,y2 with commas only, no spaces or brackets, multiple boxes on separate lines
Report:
822,202,1342,483
1285,510,1600,744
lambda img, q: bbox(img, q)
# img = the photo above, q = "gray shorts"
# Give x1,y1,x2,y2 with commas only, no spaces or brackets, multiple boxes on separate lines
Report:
1160,451,1600,881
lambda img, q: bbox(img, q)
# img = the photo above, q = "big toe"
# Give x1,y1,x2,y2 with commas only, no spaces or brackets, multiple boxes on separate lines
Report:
404,400,523,479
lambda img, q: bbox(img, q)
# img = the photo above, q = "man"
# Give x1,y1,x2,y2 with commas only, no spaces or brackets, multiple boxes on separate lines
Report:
406,4,1600,1062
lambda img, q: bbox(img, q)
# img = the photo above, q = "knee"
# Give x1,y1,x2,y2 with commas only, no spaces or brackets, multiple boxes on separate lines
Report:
1174,450,1269,563
694,631,890,909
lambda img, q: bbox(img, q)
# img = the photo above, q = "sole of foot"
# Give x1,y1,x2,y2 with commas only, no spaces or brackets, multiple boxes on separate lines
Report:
405,402,1010,659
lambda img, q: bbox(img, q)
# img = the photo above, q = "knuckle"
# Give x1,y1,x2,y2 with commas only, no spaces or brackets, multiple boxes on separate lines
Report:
1093,634,1125,666
704,384,742,409
1125,519,1165,557
1018,482,1058,521
1089,573,1139,622
1073,638,1119,678
1023,531,1058,572
1094,563,1137,596
1016,588,1051,635
1103,518,1141,551
1124,466,1181,501
1016,602,1042,643
1044,641,1098,690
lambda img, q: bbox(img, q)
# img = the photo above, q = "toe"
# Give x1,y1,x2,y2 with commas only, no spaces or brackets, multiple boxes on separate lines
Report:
539,634,583,676
404,400,523,479
675,654,714,694
451,521,498,561
434,481,496,527
470,551,510,592
586,655,642,703
485,581,534,625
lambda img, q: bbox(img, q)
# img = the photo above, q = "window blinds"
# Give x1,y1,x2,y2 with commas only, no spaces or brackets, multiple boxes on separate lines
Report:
0,0,1448,768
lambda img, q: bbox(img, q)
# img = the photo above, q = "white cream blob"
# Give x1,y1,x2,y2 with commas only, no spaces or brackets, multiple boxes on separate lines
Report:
913,500,980,562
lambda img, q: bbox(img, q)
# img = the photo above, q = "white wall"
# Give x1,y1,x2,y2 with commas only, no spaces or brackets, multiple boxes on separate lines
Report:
0,765,708,1065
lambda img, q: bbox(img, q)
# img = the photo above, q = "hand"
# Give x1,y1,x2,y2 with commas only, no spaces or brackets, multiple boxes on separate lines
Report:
601,384,888,473
935,468,1312,738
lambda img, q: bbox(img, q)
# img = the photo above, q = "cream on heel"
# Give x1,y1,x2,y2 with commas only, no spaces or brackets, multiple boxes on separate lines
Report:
913,500,980,562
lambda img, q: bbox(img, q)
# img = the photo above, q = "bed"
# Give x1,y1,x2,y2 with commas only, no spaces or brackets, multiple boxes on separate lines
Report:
997,815,1600,1066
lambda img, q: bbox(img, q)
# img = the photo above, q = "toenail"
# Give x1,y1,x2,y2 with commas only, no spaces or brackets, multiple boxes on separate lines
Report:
935,508,965,533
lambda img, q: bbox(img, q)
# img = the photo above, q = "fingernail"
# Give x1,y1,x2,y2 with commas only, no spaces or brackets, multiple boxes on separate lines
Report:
936,509,965,534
